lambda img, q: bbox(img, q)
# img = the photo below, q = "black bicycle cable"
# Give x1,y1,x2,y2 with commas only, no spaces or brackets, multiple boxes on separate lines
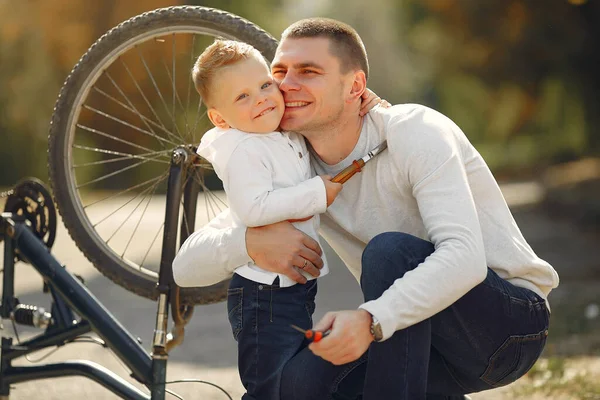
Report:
9,321,233,399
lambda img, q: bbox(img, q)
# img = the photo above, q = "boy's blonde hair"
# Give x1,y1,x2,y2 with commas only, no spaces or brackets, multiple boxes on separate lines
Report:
192,39,263,107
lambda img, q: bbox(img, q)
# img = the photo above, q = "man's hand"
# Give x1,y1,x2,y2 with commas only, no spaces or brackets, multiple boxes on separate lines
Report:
246,221,323,284
308,309,374,365
360,88,392,116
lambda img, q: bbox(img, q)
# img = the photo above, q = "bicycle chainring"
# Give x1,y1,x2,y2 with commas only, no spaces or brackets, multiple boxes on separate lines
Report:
3,178,57,260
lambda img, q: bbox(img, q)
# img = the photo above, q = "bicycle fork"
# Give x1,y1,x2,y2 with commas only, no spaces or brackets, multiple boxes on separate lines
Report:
150,147,190,400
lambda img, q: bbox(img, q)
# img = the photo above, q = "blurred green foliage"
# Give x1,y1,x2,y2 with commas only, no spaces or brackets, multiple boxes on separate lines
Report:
0,0,598,186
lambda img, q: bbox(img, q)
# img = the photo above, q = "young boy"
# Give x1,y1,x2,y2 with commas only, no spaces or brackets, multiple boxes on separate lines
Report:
191,39,341,400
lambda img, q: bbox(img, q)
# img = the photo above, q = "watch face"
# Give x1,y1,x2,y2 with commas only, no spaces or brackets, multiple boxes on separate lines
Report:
373,324,383,341
371,316,383,341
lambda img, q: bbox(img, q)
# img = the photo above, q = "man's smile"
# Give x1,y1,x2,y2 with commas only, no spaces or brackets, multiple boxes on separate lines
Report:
285,101,310,108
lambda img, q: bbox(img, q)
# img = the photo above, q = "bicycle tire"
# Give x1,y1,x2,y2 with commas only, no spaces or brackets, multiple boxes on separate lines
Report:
48,6,278,304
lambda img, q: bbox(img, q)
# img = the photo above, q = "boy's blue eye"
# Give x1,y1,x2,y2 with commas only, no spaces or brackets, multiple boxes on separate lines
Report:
261,82,271,89
236,93,248,101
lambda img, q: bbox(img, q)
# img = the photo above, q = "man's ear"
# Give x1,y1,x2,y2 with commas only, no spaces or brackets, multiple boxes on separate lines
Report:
347,70,367,103
207,108,230,129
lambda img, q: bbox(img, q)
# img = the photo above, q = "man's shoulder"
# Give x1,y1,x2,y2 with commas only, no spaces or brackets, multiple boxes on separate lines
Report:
369,104,467,163
372,103,449,127
370,104,458,142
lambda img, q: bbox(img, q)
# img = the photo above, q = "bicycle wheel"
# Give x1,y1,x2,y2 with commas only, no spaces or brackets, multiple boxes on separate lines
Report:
48,6,278,304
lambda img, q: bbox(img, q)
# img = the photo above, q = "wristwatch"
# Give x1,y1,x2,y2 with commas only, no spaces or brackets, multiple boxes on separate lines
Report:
369,313,383,342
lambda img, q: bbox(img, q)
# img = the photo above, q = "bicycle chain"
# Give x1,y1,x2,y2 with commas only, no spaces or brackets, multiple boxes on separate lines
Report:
0,188,14,199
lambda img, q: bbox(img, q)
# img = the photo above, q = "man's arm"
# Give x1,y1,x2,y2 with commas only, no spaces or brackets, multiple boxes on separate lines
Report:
310,106,488,364
226,144,328,227
173,210,325,287
357,107,487,339
172,209,250,287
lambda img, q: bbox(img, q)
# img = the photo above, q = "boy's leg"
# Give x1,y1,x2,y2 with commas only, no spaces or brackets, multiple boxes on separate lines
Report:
227,273,318,400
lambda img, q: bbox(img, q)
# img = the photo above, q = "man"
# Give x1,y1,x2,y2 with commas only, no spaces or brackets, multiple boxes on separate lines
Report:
173,18,559,400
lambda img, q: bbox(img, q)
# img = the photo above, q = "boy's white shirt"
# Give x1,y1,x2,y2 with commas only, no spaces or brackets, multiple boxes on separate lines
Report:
174,105,560,341
195,127,328,287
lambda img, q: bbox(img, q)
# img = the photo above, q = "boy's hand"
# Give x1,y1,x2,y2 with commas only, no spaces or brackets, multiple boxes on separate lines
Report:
320,175,343,206
360,88,391,116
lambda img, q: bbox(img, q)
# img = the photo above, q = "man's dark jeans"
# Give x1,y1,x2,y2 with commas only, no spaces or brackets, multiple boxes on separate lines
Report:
279,232,550,400
227,273,318,400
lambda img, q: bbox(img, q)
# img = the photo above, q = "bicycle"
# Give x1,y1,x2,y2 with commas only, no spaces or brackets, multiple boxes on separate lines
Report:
1,6,278,399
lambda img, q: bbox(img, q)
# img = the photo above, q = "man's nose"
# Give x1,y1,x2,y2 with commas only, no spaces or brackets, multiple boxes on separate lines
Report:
278,73,300,92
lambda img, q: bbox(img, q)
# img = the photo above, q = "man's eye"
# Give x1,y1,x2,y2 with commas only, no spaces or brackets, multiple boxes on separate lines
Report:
261,82,272,89
272,70,285,76
302,70,315,74
236,93,248,101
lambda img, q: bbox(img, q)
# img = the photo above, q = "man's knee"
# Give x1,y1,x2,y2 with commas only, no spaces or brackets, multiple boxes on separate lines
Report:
360,232,434,300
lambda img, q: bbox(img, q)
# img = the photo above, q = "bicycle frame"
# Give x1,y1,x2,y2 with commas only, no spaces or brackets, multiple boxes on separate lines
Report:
0,147,198,400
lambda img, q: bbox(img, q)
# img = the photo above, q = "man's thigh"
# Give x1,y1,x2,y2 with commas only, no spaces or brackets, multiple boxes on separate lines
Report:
428,268,549,393
280,269,549,399
281,345,368,400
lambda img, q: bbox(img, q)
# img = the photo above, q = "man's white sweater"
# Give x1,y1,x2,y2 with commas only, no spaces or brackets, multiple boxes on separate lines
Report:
173,104,559,341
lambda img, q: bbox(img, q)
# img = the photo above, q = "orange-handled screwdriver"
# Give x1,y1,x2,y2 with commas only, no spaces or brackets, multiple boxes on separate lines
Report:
331,141,388,184
290,324,331,342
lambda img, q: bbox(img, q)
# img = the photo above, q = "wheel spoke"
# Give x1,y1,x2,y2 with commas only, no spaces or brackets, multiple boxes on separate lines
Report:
185,35,196,138
119,57,181,144
76,123,167,155
103,71,167,150
83,172,167,209
192,171,227,209
104,183,158,243
120,175,164,258
162,58,192,144
76,154,161,189
74,149,169,168
191,96,207,139
82,104,177,148
92,86,179,147
136,45,185,141
141,222,164,269
189,170,227,222
172,34,179,144
73,144,170,163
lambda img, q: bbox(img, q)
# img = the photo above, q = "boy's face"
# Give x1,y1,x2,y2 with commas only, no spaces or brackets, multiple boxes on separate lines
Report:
207,53,284,133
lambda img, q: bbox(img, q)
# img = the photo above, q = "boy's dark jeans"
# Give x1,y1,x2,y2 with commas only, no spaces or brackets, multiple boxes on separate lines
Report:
279,232,550,400
227,273,318,400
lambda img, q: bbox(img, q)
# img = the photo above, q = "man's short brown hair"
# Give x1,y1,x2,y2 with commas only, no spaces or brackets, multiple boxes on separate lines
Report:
192,39,262,106
281,18,369,80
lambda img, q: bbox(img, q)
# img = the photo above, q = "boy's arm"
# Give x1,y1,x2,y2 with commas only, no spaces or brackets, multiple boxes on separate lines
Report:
226,144,328,227
172,209,250,287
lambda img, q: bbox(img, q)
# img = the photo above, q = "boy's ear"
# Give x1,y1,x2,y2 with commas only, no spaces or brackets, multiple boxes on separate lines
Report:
207,108,230,129
347,70,367,103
